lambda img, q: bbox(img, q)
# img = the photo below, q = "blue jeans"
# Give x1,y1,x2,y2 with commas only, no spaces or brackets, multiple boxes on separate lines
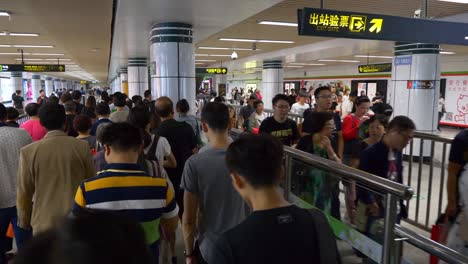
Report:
0,206,32,264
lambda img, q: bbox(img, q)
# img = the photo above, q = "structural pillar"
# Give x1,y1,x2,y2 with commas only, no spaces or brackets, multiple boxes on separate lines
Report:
391,43,440,156
45,77,53,95
54,79,61,91
262,60,284,109
61,79,67,90
120,67,128,95
11,72,23,99
214,74,227,96
127,58,148,97
115,73,121,94
150,22,195,112
32,75,41,100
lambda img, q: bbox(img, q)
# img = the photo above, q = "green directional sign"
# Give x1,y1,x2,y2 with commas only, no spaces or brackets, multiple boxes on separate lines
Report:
0,64,66,72
196,67,228,75
298,7,468,46
358,63,392,73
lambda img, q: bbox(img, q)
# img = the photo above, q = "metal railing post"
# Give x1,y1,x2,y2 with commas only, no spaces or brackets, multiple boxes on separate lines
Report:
382,193,398,264
425,140,435,228
284,155,293,201
415,139,424,223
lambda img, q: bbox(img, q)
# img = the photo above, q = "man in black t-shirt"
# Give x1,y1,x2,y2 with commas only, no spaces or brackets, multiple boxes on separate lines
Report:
238,95,256,130
259,94,299,146
155,96,198,217
446,129,468,219
12,90,25,114
214,134,339,264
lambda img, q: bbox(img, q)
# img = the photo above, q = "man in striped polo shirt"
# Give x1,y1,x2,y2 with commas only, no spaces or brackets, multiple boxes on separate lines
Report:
72,122,179,264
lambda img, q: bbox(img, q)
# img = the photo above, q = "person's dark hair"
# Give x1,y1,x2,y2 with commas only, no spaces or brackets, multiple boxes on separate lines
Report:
0,103,6,121
16,90,22,95
96,102,111,116
64,101,76,113
387,116,416,132
6,107,19,120
272,94,289,106
372,103,393,117
113,92,126,107
301,111,334,134
13,210,152,264
61,92,72,104
253,100,264,109
364,114,389,128
201,102,229,131
249,95,257,101
298,92,308,98
155,96,173,118
86,96,97,108
25,103,40,117
100,122,142,152
226,134,284,188
39,103,66,131
127,106,151,130
314,86,331,98
352,96,371,113
39,89,44,94
176,99,190,114
131,95,143,106
144,90,151,99
71,90,82,101
213,96,226,103
73,115,92,133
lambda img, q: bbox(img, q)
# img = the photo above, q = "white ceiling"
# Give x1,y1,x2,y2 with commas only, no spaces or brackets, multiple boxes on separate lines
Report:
108,0,283,80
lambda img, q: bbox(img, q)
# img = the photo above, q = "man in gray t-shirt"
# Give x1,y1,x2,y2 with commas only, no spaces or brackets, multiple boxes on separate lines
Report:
181,102,248,263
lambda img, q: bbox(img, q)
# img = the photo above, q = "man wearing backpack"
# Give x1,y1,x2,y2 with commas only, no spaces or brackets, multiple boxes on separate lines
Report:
213,134,340,264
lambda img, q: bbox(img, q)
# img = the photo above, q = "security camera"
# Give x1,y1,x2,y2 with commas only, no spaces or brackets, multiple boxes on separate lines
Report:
414,9,421,18
231,51,238,60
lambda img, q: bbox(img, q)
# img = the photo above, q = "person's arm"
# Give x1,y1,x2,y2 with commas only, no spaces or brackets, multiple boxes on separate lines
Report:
161,182,180,235
164,152,177,168
447,162,462,217
16,149,34,229
72,183,87,215
182,191,199,259
337,131,344,159
82,144,96,179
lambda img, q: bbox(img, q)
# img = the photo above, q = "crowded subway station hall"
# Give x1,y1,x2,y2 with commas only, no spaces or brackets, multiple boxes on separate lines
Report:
2,0,468,263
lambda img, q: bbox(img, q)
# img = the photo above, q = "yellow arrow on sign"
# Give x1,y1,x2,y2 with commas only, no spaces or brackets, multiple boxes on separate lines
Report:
369,18,383,33
59,66,64,71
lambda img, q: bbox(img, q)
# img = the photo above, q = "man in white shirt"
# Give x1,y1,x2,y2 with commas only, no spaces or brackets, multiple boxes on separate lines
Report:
341,91,357,119
290,93,310,116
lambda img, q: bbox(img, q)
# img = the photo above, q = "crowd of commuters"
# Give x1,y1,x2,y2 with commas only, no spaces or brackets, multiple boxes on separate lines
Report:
2,84,468,263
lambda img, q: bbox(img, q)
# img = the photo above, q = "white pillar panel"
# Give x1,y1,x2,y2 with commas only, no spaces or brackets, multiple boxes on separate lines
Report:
45,77,53,96
54,79,61,91
11,72,23,99
150,22,195,113
128,58,148,98
262,60,284,109
61,80,67,90
115,75,121,93
32,75,41,100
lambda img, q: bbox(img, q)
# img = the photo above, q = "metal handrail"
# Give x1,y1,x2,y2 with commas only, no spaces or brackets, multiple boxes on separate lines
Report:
413,131,453,143
229,128,414,200
395,224,468,264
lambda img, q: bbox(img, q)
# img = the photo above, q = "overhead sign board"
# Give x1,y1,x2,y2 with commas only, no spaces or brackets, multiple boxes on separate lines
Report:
395,56,412,66
0,64,66,72
196,67,228,75
358,63,392,73
298,8,468,46
407,80,434,90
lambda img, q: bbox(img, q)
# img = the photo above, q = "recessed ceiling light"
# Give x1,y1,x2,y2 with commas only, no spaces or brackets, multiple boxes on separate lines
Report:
219,38,294,44
0,52,21,55
285,65,304,68
440,51,455,54
198,46,260,51
318,59,361,63
290,63,326,66
0,44,11,47
258,21,298,27
439,0,468,3
195,54,209,56
16,58,43,61
195,54,232,57
13,44,54,48
91,48,100,52
354,55,393,59
31,53,64,56
0,11,11,17
195,63,205,65
195,59,216,62
9,33,40,37
45,58,70,61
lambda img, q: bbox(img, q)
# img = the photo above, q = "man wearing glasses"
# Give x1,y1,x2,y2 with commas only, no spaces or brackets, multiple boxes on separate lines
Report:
259,94,299,147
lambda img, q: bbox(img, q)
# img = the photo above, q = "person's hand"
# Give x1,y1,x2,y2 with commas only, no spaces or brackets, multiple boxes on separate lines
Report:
368,203,380,217
360,115,370,122
446,202,458,218
186,256,198,264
